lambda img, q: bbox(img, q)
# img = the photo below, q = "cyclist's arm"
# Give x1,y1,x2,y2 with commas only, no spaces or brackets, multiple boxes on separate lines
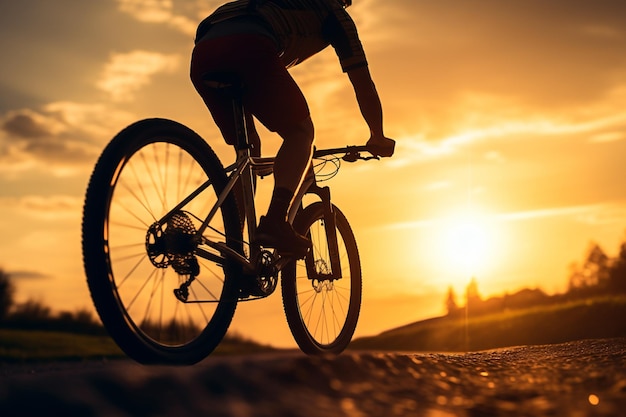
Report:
347,65,384,138
347,65,395,156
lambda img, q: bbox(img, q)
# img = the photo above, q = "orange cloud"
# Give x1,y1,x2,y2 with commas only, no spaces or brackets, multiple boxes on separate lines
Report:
115,0,197,35
96,50,181,102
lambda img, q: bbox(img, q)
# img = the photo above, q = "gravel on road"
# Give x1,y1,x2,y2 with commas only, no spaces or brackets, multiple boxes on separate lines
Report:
1,338,625,417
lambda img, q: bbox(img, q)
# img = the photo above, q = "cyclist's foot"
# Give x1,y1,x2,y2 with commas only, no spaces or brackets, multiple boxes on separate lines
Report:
366,136,396,158
255,216,311,259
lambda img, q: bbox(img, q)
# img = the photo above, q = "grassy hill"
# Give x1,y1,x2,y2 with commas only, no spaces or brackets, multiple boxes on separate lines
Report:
349,295,626,352
5,296,626,361
0,329,124,362
0,329,275,363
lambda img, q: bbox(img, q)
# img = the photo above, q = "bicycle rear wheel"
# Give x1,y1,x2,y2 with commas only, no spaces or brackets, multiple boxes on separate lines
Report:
82,118,242,364
281,202,362,354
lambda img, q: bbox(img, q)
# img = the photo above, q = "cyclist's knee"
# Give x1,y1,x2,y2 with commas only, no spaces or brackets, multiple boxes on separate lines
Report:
278,116,314,148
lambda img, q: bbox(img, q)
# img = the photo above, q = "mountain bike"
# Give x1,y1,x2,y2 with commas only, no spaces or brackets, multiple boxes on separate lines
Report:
82,71,383,364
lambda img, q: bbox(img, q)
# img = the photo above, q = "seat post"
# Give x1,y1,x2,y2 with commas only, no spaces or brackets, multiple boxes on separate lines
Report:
231,94,252,155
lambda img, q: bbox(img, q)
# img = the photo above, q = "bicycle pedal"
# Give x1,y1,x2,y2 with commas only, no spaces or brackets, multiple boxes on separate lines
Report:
238,284,267,299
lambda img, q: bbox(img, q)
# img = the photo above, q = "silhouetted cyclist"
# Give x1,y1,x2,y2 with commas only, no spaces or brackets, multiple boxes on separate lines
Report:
191,0,395,257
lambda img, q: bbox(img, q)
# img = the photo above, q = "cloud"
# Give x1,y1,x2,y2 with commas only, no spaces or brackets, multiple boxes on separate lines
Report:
380,201,626,232
2,111,63,139
115,0,198,36
0,103,135,176
496,205,600,222
44,101,135,140
387,85,626,169
97,50,181,102
0,195,83,220
589,131,625,143
370,1,626,131
496,202,626,227
6,270,51,281
0,109,87,170
580,24,625,40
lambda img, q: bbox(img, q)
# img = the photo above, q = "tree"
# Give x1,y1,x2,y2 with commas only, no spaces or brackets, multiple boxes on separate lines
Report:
568,243,610,292
0,268,15,321
10,299,51,322
445,286,459,315
465,277,481,306
608,239,626,293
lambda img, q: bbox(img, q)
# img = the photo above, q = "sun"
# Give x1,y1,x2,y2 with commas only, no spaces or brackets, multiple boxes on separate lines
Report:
445,221,488,265
438,212,494,276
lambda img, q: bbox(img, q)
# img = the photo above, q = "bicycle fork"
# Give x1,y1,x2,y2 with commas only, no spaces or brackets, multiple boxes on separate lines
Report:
299,182,343,281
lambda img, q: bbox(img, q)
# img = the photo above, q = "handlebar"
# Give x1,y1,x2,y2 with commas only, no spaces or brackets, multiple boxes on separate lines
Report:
313,145,379,162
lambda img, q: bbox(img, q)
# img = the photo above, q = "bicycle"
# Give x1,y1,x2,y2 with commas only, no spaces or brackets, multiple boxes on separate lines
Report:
82,71,383,364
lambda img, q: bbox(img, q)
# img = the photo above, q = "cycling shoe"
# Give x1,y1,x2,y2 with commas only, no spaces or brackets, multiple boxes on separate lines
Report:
254,216,311,259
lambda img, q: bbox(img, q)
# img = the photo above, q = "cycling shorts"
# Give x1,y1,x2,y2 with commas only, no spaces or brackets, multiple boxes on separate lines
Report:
190,34,310,144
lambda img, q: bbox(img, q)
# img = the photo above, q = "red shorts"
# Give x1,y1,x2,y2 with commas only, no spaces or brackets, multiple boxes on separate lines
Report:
190,34,310,144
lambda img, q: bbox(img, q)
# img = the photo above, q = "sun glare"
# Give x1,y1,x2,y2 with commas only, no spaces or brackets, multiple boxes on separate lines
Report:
446,221,488,264
438,212,495,278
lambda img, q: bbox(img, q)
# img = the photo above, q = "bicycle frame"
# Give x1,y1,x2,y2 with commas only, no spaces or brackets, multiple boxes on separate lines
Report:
191,150,342,277
152,144,366,283
152,75,372,281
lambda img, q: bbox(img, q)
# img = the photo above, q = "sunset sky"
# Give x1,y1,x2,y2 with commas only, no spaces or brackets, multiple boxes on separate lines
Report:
1,0,626,347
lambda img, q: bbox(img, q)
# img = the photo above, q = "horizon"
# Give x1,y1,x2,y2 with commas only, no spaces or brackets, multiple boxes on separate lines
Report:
1,0,626,348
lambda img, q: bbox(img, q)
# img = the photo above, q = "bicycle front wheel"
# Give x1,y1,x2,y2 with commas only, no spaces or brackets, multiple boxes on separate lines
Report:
281,202,362,354
82,118,242,364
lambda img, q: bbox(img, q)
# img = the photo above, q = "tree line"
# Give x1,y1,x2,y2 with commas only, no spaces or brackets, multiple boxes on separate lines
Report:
445,236,626,317
0,268,104,334
0,268,258,347
567,239,626,295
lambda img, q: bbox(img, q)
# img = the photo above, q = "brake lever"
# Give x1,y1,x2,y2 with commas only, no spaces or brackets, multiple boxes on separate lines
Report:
342,151,380,162
342,151,359,162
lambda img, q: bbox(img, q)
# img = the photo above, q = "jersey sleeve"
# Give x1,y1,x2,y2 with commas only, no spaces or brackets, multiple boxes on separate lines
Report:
322,7,368,72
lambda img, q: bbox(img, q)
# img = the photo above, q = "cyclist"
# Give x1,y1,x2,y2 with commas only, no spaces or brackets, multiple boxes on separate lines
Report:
190,0,395,257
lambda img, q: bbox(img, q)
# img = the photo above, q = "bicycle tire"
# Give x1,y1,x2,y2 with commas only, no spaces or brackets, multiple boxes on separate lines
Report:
82,118,242,364
281,202,362,354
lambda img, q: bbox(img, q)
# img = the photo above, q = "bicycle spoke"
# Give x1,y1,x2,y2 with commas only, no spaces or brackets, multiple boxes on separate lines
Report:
123,265,160,312
115,254,150,289
126,160,158,222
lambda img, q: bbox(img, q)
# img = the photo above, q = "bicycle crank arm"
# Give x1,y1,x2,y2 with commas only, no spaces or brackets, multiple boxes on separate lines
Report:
197,242,253,271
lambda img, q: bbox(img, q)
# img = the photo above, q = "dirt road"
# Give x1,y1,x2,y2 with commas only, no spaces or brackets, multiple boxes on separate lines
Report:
1,338,625,416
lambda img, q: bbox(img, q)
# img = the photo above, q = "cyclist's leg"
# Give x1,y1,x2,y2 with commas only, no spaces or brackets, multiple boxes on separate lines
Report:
192,33,312,192
265,117,314,223
272,117,314,194
191,34,312,253
191,35,257,148
254,117,313,255
249,118,314,255
191,36,264,231
239,43,314,254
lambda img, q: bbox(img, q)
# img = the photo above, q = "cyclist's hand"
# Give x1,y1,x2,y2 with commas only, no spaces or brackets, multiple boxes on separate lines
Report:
366,135,395,158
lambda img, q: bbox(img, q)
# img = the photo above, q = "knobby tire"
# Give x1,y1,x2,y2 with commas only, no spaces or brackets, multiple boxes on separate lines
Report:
281,202,362,354
82,118,242,364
